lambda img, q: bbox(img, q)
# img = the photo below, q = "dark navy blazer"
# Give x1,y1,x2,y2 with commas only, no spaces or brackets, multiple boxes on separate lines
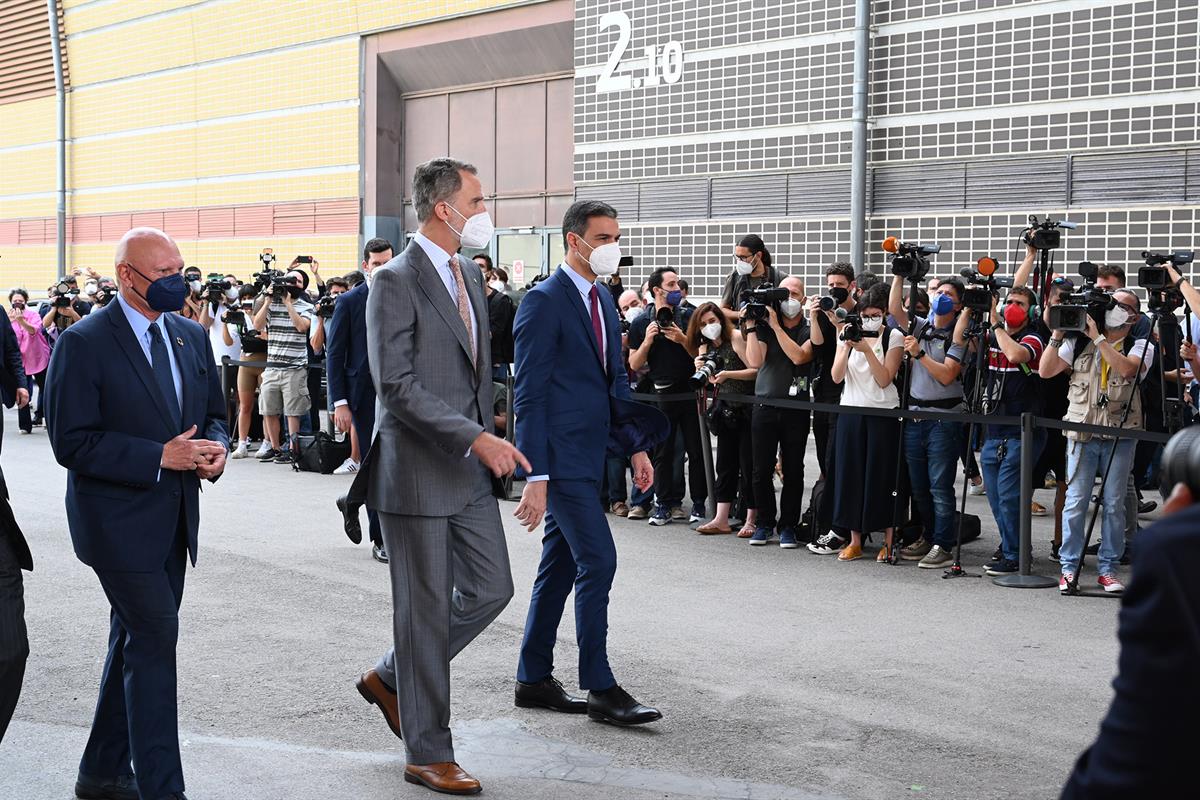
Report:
325,281,374,411
45,301,229,572
513,266,666,482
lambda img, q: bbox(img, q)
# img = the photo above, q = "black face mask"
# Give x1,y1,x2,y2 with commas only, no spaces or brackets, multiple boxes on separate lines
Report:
828,286,850,304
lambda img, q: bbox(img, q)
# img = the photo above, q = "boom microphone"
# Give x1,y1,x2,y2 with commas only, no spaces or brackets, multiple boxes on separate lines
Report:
835,307,850,321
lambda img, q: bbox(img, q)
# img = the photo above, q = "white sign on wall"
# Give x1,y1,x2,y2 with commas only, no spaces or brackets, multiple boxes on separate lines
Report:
595,10,685,94
512,259,525,284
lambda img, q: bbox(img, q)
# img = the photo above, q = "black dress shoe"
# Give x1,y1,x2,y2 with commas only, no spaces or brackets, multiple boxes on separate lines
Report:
1138,499,1158,515
587,685,662,726
75,772,138,800
515,676,587,713
372,542,389,563
336,494,362,544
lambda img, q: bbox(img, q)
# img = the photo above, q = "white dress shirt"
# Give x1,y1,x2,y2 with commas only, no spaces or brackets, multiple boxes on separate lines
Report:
117,292,183,412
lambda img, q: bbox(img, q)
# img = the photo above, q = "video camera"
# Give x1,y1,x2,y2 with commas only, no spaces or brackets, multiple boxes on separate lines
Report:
1022,215,1077,250
204,272,234,306
836,308,881,343
253,268,284,292
269,274,302,302
315,293,337,319
93,280,118,307
1047,261,1115,333
1139,250,1193,290
49,280,74,308
882,236,940,282
740,285,789,322
959,257,1014,312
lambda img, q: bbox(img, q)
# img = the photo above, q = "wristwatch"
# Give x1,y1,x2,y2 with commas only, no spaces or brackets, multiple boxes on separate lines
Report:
992,323,1005,332
1049,338,1064,348
914,349,926,360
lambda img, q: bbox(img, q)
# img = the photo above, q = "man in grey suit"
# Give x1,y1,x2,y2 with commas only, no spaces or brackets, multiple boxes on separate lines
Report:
353,157,528,796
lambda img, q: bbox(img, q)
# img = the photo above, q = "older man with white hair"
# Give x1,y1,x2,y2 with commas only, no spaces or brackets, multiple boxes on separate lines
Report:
45,227,228,800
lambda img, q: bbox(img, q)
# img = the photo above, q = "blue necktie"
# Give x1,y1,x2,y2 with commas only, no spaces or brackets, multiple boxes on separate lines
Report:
147,323,181,427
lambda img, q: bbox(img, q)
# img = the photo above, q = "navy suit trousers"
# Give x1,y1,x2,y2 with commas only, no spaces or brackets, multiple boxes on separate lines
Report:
80,529,188,799
517,479,617,691
351,398,381,547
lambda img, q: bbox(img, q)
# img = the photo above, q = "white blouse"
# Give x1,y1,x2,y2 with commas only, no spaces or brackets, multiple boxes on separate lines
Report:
840,328,902,409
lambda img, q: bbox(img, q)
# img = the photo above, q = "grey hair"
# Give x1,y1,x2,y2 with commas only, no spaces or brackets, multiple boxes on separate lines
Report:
412,158,477,223
561,200,618,250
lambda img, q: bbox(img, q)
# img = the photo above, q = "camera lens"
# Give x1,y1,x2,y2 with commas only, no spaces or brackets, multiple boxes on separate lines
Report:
1161,427,1200,499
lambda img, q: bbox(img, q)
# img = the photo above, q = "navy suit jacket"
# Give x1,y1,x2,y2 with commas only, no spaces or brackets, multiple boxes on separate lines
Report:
513,266,666,482
325,281,374,412
0,317,26,409
1061,503,1200,799
45,301,229,572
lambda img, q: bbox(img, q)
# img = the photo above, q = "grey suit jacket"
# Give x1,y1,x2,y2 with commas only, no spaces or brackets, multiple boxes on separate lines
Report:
364,239,494,517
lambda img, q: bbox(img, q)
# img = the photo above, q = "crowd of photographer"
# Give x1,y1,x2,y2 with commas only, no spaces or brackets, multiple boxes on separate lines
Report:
604,221,1199,597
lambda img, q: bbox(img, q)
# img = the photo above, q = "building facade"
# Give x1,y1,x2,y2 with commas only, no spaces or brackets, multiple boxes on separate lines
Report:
2,0,1197,296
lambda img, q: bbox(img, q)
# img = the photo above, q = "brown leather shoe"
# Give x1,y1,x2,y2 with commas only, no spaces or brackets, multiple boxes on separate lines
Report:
356,669,402,739
404,762,482,795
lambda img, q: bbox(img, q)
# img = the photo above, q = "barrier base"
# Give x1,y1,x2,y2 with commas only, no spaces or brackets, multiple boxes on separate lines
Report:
992,573,1058,589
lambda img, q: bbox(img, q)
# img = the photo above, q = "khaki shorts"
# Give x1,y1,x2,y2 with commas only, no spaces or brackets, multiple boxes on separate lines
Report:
236,351,267,393
259,367,310,417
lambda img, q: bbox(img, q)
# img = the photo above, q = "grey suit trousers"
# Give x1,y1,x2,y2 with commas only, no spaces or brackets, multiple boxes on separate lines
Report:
375,469,513,765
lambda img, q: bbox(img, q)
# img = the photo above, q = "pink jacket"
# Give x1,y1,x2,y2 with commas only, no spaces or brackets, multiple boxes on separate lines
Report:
11,309,50,375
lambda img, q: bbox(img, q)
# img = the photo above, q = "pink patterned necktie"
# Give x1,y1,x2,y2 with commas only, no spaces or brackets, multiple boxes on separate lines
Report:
448,256,476,366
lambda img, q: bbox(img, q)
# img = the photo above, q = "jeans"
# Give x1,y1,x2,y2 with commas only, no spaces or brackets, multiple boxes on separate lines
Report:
1060,438,1135,576
604,455,652,508
904,418,963,550
980,430,1044,562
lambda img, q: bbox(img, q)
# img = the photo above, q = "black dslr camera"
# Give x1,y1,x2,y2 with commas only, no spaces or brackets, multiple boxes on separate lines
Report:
883,236,939,282
1022,215,1077,250
837,310,881,343
740,285,789,322
315,293,337,319
655,305,676,328
689,354,722,389
1047,262,1115,333
819,286,850,311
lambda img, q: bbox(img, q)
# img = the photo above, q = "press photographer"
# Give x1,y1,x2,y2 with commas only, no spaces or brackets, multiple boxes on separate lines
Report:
1041,288,1154,595
742,276,814,547
41,280,87,338
309,276,349,353
627,267,707,525
606,288,652,519
251,269,315,463
888,274,971,568
686,302,757,537
719,234,781,322
227,285,270,459
179,266,205,321
7,289,48,433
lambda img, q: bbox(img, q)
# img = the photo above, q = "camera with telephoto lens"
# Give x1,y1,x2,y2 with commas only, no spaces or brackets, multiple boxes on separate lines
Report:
1047,261,1115,333
204,272,233,305
1139,250,1193,291
689,354,722,389
741,285,790,322
819,286,850,312
882,236,939,282
1023,215,1077,250
655,305,676,328
837,309,881,343
1159,426,1200,498
315,293,337,319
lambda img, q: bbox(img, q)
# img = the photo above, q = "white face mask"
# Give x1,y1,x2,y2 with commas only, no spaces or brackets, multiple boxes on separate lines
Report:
735,258,755,276
84,281,99,296
623,307,642,323
861,316,883,332
578,238,622,277
780,298,803,319
188,279,203,294
701,322,722,340
488,280,505,292
444,203,494,249
225,287,239,302
1105,307,1130,330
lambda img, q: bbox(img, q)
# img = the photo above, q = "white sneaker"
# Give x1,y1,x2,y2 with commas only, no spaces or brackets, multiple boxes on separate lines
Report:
230,440,249,459
254,441,272,458
807,530,847,555
332,458,360,475
968,481,986,496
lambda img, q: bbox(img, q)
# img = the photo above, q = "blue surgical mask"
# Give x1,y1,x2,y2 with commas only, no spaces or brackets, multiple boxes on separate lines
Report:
129,266,188,312
666,289,683,306
931,292,955,317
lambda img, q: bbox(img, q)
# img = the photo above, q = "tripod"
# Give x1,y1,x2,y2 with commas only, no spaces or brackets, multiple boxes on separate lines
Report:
1064,313,1158,596
944,310,991,579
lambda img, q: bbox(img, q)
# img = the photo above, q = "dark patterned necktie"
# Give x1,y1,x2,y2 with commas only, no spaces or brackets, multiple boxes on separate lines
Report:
589,285,605,368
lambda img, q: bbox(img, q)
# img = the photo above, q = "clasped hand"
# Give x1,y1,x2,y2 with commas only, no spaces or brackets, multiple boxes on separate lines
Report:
161,425,227,478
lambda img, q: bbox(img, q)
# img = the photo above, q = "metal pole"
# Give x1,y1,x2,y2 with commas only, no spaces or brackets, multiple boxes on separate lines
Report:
849,0,870,272
220,355,233,434
696,395,717,521
994,412,1057,588
46,0,67,277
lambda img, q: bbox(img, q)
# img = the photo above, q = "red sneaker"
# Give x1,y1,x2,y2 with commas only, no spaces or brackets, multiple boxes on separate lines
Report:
1097,574,1125,594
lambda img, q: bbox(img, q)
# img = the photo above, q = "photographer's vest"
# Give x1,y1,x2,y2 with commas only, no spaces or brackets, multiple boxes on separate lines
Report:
1064,338,1142,442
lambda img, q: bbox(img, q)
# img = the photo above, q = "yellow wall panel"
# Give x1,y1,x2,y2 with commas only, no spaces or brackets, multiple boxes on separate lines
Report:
193,107,358,178
71,129,198,189
0,197,55,220
68,171,356,215
191,0,359,62
67,14,199,85
70,72,197,139
0,148,58,196
356,0,518,31
0,245,58,292
64,0,197,37
70,184,199,217
3,96,57,148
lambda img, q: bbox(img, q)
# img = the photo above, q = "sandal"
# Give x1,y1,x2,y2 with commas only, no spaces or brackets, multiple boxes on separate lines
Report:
696,521,733,535
736,523,756,539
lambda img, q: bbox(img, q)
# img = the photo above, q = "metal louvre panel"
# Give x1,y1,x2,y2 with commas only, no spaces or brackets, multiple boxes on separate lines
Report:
1186,150,1200,204
575,183,640,222
0,0,68,105
966,158,1067,209
871,163,965,214
787,169,851,216
710,174,787,218
1070,151,1186,206
638,178,709,221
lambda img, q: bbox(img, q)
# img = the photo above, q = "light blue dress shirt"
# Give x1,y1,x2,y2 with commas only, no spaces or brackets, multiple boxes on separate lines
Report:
413,232,478,355
117,292,183,413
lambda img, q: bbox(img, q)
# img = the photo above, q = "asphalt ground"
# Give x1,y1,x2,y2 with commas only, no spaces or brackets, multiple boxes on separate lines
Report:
0,407,1142,800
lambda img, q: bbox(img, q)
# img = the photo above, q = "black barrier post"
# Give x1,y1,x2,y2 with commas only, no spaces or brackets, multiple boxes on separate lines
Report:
220,354,233,435
695,392,717,521
994,412,1057,589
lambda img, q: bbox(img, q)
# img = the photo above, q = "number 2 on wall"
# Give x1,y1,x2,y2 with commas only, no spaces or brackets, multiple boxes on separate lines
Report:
596,10,684,94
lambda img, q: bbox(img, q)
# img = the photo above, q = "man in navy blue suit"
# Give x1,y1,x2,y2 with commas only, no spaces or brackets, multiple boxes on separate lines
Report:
512,201,666,726
328,237,393,563
45,228,229,800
